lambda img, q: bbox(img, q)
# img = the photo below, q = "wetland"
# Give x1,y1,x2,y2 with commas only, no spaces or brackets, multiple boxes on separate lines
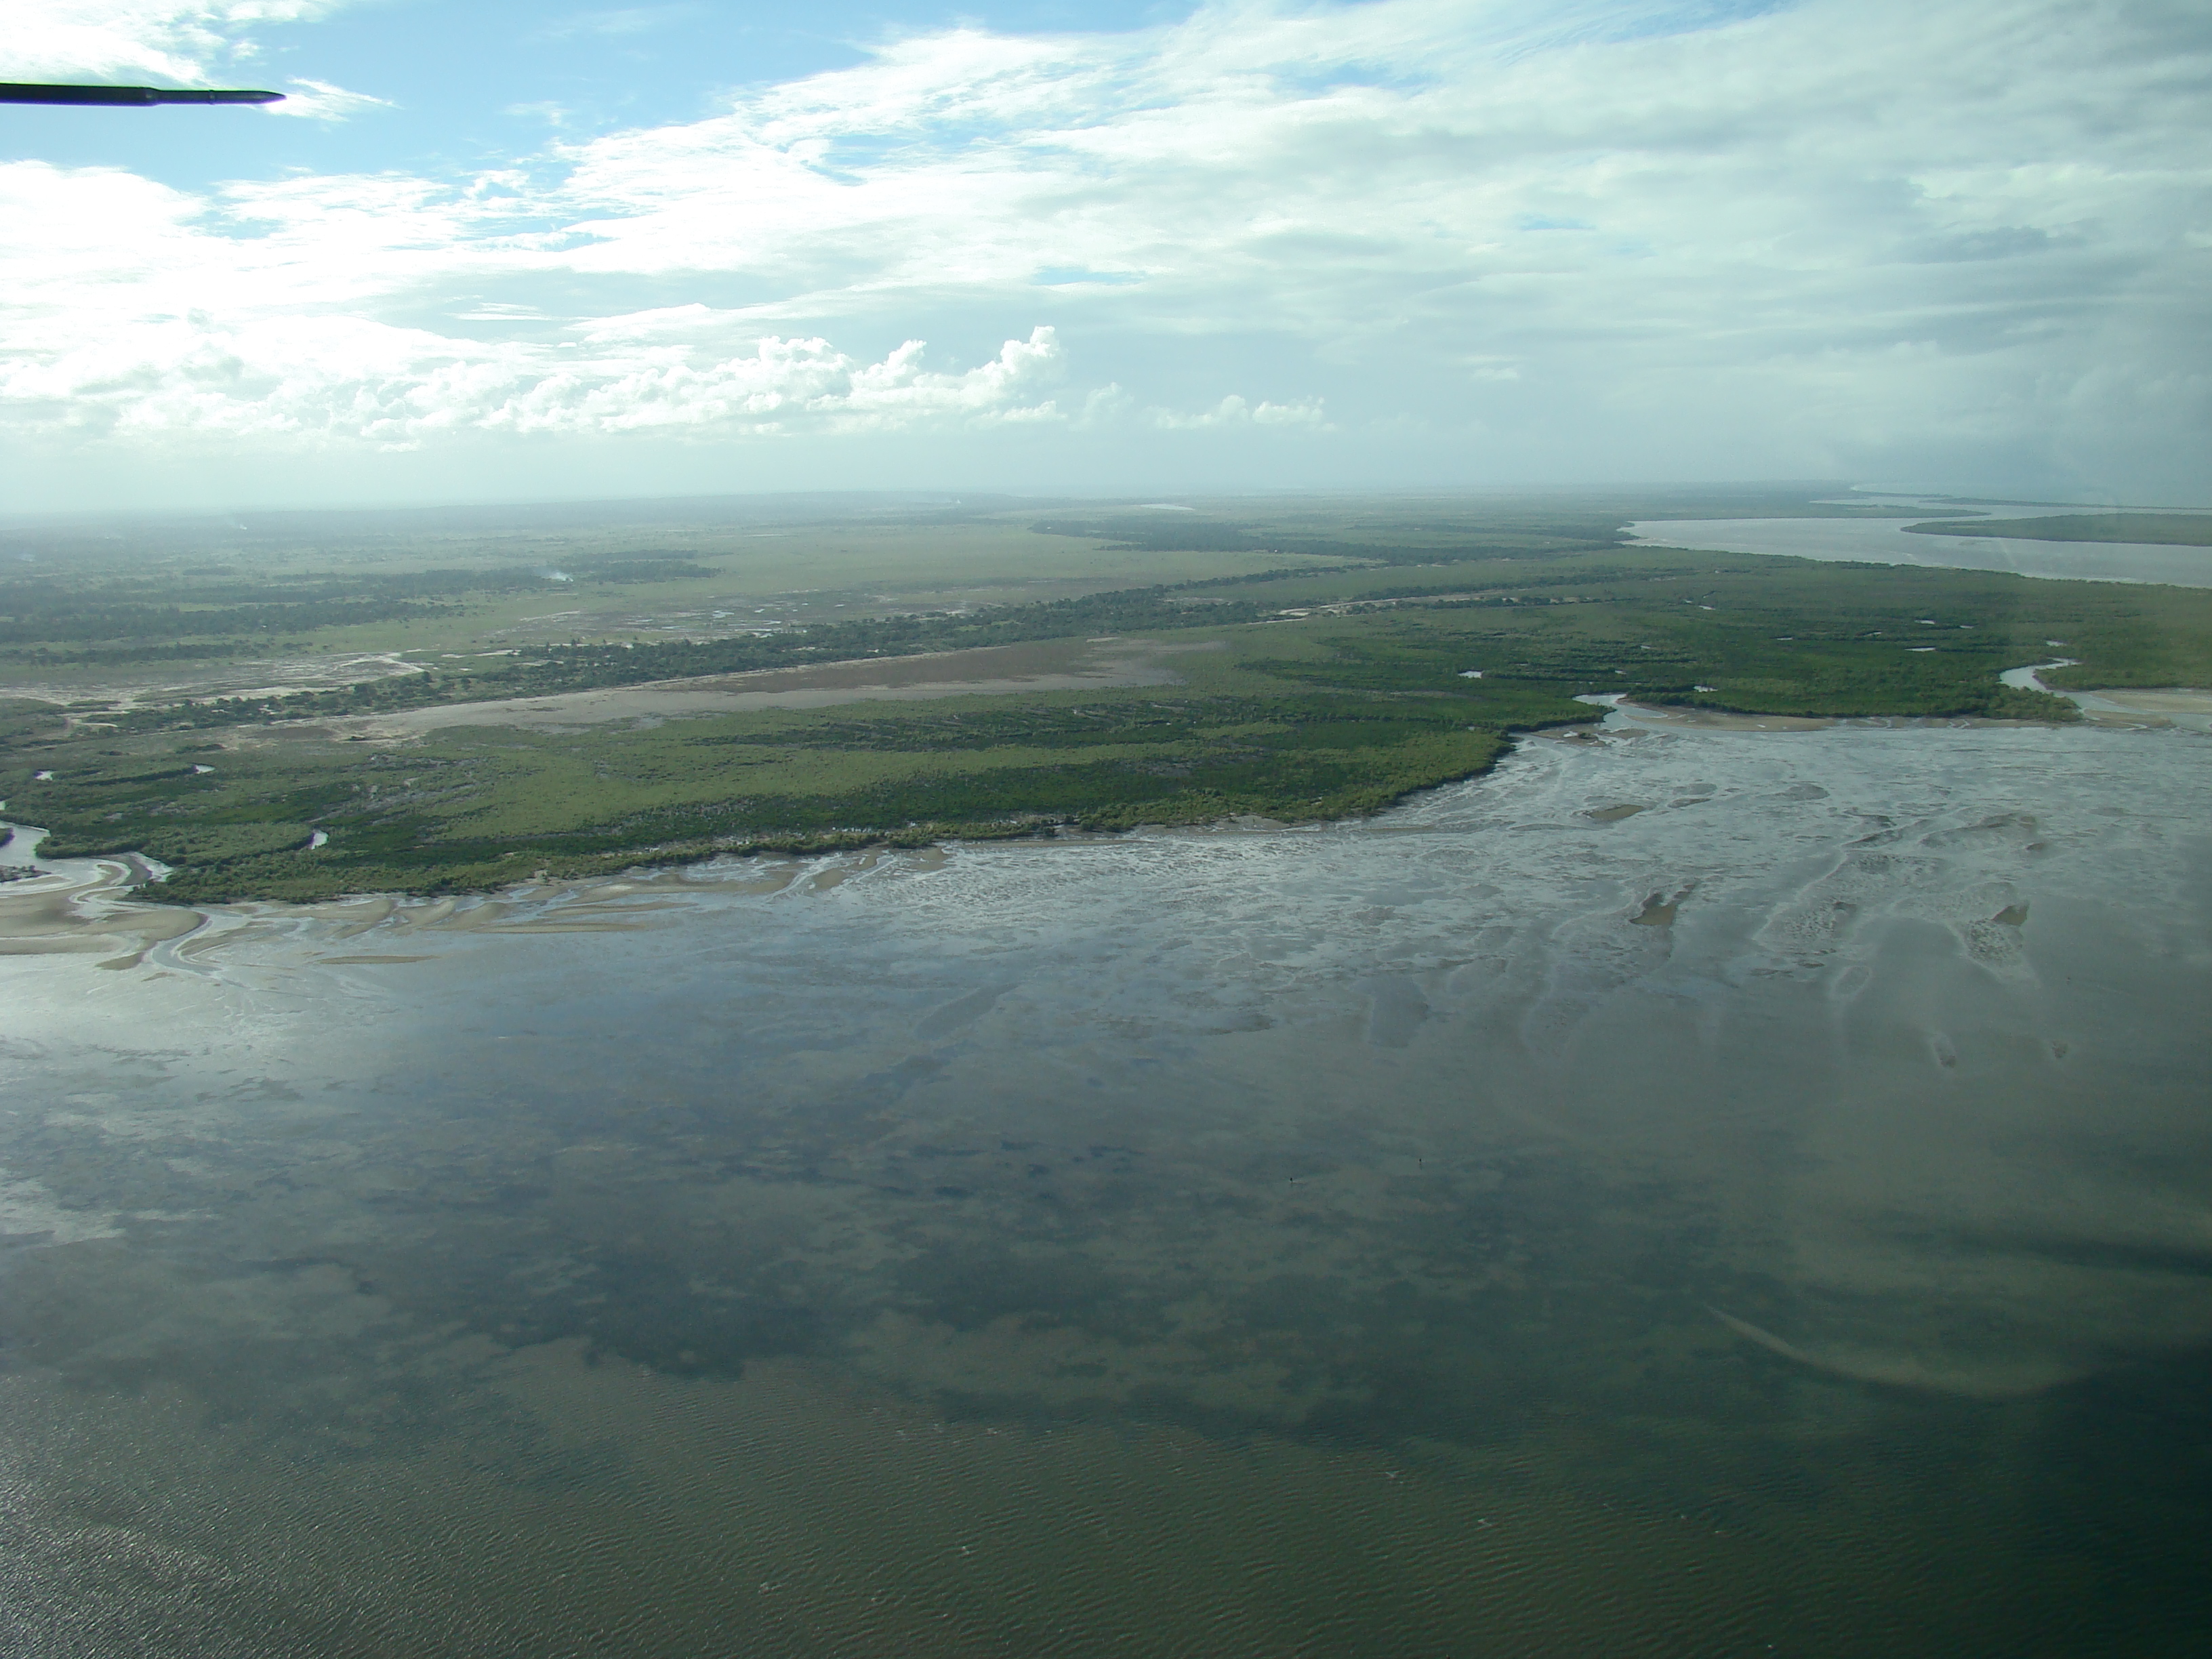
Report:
9,488,2209,903
3,489,2210,1654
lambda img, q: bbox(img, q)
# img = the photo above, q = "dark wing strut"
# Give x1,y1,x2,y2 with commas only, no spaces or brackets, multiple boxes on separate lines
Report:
1,83,284,106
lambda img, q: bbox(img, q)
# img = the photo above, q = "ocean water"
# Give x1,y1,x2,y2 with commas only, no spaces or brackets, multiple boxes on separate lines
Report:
3,710,2210,1655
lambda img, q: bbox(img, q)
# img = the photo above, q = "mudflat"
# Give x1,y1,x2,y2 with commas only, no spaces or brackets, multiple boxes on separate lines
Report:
5,713,2209,1652
307,636,1206,738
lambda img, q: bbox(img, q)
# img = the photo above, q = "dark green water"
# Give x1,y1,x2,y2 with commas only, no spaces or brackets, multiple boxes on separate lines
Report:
4,716,2209,1654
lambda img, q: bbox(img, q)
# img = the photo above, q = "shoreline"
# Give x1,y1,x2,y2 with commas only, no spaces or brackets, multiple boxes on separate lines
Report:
4,684,2202,931
1626,503,2212,588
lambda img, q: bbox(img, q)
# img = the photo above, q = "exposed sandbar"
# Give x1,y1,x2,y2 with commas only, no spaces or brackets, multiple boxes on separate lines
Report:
1615,702,1835,732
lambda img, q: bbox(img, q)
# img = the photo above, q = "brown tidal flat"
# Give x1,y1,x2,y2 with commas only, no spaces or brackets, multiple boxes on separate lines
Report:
0,849,859,970
297,636,1208,740
1617,701,1835,731
2068,687,2212,731
1630,886,1693,926
0,861,203,964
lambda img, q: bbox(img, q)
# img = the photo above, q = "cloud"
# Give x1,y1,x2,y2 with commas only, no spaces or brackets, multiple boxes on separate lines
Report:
464,327,1067,441
3,0,2210,502
1149,394,1328,430
1,1,358,84
506,101,573,128
541,5,702,43
263,77,390,120
0,278,1067,448
1034,268,1147,287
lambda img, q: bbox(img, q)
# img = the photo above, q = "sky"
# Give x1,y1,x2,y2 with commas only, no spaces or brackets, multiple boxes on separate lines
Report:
1,0,2207,513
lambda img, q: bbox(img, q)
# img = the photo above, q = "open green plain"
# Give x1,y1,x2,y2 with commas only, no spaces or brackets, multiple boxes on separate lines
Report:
5,488,2209,901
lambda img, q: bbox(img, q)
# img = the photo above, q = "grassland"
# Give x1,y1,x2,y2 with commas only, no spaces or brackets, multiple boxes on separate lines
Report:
0,493,1363,681
4,488,2207,901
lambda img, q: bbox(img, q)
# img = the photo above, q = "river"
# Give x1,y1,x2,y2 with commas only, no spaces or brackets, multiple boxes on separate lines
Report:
1629,496,2212,586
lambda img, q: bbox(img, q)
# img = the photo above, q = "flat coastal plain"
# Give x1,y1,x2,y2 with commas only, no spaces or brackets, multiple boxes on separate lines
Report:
8,487,2209,901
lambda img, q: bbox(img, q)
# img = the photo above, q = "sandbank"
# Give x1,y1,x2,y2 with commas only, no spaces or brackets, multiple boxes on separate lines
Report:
1614,702,1835,732
2064,687,2212,732
0,853,205,966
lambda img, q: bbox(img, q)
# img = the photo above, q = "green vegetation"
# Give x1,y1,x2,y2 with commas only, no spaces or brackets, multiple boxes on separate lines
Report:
1903,513,2212,548
0,495,1361,675
18,685,1567,902
0,554,718,661
91,586,1284,733
1187,546,2212,705
5,489,2207,901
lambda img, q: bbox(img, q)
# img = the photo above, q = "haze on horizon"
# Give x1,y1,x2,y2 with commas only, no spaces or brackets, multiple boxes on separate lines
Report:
3,0,2207,517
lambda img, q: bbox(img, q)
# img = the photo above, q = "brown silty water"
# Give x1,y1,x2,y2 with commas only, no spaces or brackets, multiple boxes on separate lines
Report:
2,712,2209,1655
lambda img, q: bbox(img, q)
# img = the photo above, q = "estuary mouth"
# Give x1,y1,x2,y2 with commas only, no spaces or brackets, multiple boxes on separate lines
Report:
5,479,2209,1653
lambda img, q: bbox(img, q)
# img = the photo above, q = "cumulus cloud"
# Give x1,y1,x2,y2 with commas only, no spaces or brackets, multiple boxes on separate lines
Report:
3,0,2209,501
0,289,1067,449
474,327,1067,441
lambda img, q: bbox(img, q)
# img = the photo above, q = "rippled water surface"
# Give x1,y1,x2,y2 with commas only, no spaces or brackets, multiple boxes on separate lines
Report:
4,712,2211,1655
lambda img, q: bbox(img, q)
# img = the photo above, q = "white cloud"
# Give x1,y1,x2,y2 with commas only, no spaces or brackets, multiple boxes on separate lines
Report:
1,1,356,84
3,0,2210,503
475,326,1067,441
264,77,390,121
1149,394,1328,430
541,5,702,43
0,277,1067,448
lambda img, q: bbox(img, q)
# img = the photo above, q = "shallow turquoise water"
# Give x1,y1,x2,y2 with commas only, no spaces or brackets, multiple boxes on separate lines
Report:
4,714,2209,1654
